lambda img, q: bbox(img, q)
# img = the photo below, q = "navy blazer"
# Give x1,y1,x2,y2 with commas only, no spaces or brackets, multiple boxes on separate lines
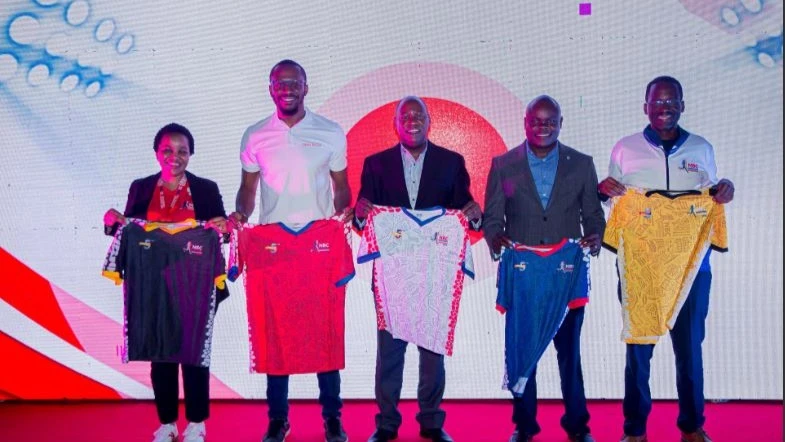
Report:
356,142,475,218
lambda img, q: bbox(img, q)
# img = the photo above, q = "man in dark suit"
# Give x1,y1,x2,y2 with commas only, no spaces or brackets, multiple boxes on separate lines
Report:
354,96,481,442
483,96,605,442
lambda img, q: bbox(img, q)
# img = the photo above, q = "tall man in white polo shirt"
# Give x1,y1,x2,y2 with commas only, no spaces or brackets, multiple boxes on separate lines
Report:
598,76,734,442
230,59,351,442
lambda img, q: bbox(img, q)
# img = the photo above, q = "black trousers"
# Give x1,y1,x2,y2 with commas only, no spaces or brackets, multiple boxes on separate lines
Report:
374,330,446,432
151,362,210,424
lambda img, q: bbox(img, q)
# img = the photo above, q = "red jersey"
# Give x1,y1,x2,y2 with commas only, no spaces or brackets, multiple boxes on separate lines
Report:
146,177,195,222
238,219,354,375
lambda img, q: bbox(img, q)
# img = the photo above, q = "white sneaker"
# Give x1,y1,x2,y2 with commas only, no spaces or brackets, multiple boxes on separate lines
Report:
183,421,207,442
152,423,178,442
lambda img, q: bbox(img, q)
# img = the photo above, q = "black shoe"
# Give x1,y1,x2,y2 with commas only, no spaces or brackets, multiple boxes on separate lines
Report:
419,427,454,442
568,434,596,442
325,417,348,442
367,427,398,442
263,419,291,442
509,430,534,442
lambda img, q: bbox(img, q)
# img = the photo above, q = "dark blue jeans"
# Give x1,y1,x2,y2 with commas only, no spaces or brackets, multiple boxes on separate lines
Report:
512,307,590,437
622,270,712,436
266,370,342,420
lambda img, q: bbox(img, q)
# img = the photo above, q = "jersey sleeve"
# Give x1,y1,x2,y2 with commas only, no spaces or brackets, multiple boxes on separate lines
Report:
357,209,381,263
461,236,475,280
495,249,513,314
102,223,127,285
332,220,356,287
709,202,729,252
602,195,624,253
210,229,228,290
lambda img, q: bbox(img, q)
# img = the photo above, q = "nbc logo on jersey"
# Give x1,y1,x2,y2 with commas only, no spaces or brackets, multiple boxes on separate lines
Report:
265,243,279,254
639,208,652,219
514,262,527,271
680,160,700,173
313,240,330,253
689,205,708,217
431,232,449,245
557,261,575,273
183,241,204,256
392,229,404,239
138,239,153,249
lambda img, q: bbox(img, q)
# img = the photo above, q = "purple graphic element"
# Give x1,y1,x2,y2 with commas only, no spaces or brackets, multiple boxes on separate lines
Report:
579,3,591,15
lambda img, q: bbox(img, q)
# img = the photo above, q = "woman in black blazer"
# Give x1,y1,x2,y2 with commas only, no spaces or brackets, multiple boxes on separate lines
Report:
103,123,227,442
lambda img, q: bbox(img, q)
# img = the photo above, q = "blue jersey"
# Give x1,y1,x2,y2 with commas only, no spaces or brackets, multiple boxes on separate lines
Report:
496,239,589,395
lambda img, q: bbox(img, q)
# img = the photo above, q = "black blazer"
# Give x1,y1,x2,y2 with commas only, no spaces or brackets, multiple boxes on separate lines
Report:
356,142,475,222
483,142,605,247
122,171,226,221
108,170,229,303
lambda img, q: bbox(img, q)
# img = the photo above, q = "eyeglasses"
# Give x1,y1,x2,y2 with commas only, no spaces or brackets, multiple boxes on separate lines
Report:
397,112,429,123
270,79,305,92
646,99,682,108
525,118,559,128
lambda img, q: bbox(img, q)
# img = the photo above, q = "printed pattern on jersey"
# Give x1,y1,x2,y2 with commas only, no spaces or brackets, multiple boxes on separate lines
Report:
497,239,590,395
236,219,354,375
102,219,226,367
603,189,728,344
357,206,474,356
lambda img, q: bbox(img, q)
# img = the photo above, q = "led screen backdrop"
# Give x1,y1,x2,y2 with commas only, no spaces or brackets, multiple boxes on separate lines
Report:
0,0,782,400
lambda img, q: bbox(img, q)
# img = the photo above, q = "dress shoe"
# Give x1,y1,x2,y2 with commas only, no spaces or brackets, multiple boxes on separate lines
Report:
681,428,713,442
419,427,454,442
367,427,398,442
509,430,534,442
620,435,648,442
568,433,595,442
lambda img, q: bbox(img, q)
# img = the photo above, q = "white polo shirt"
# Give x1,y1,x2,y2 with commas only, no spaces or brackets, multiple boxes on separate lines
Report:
608,127,718,191
240,108,347,225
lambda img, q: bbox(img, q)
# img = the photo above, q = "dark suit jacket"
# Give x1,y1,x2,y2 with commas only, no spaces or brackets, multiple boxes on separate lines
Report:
356,142,475,223
483,142,605,247
122,171,226,220
108,170,230,303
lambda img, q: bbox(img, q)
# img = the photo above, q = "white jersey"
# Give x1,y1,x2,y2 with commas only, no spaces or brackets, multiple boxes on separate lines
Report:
357,206,474,356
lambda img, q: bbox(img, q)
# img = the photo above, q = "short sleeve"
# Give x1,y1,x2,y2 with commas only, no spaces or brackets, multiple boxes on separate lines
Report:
495,248,514,314
335,223,356,287
462,237,475,280
102,224,127,285
328,125,348,172
357,209,381,263
240,128,261,173
709,202,728,252
602,196,624,253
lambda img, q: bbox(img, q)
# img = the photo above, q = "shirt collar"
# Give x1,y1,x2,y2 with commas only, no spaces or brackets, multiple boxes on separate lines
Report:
643,125,690,151
525,140,559,161
400,141,428,164
271,107,312,129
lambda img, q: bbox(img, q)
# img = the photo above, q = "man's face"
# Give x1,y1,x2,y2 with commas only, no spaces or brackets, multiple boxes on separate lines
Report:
644,82,684,134
394,99,430,149
269,65,308,116
524,100,562,149
155,133,191,176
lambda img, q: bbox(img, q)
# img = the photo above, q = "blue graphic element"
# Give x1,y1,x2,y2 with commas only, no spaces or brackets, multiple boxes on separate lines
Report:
0,0,136,97
64,0,90,27
751,32,784,67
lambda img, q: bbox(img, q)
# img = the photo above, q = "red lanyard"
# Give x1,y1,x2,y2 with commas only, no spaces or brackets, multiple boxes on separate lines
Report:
157,175,189,211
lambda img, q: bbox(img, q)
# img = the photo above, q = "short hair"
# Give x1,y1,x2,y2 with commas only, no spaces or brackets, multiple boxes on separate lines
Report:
154,123,194,155
269,59,307,83
645,76,683,101
393,96,429,120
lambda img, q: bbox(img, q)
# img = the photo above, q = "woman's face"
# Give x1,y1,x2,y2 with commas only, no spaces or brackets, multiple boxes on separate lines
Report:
155,133,190,176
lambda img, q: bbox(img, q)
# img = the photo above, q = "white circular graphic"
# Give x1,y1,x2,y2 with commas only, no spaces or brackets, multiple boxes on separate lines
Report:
66,0,91,26
60,74,80,92
9,15,42,46
95,19,116,42
0,54,19,82
84,80,102,97
27,64,51,86
116,34,135,54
